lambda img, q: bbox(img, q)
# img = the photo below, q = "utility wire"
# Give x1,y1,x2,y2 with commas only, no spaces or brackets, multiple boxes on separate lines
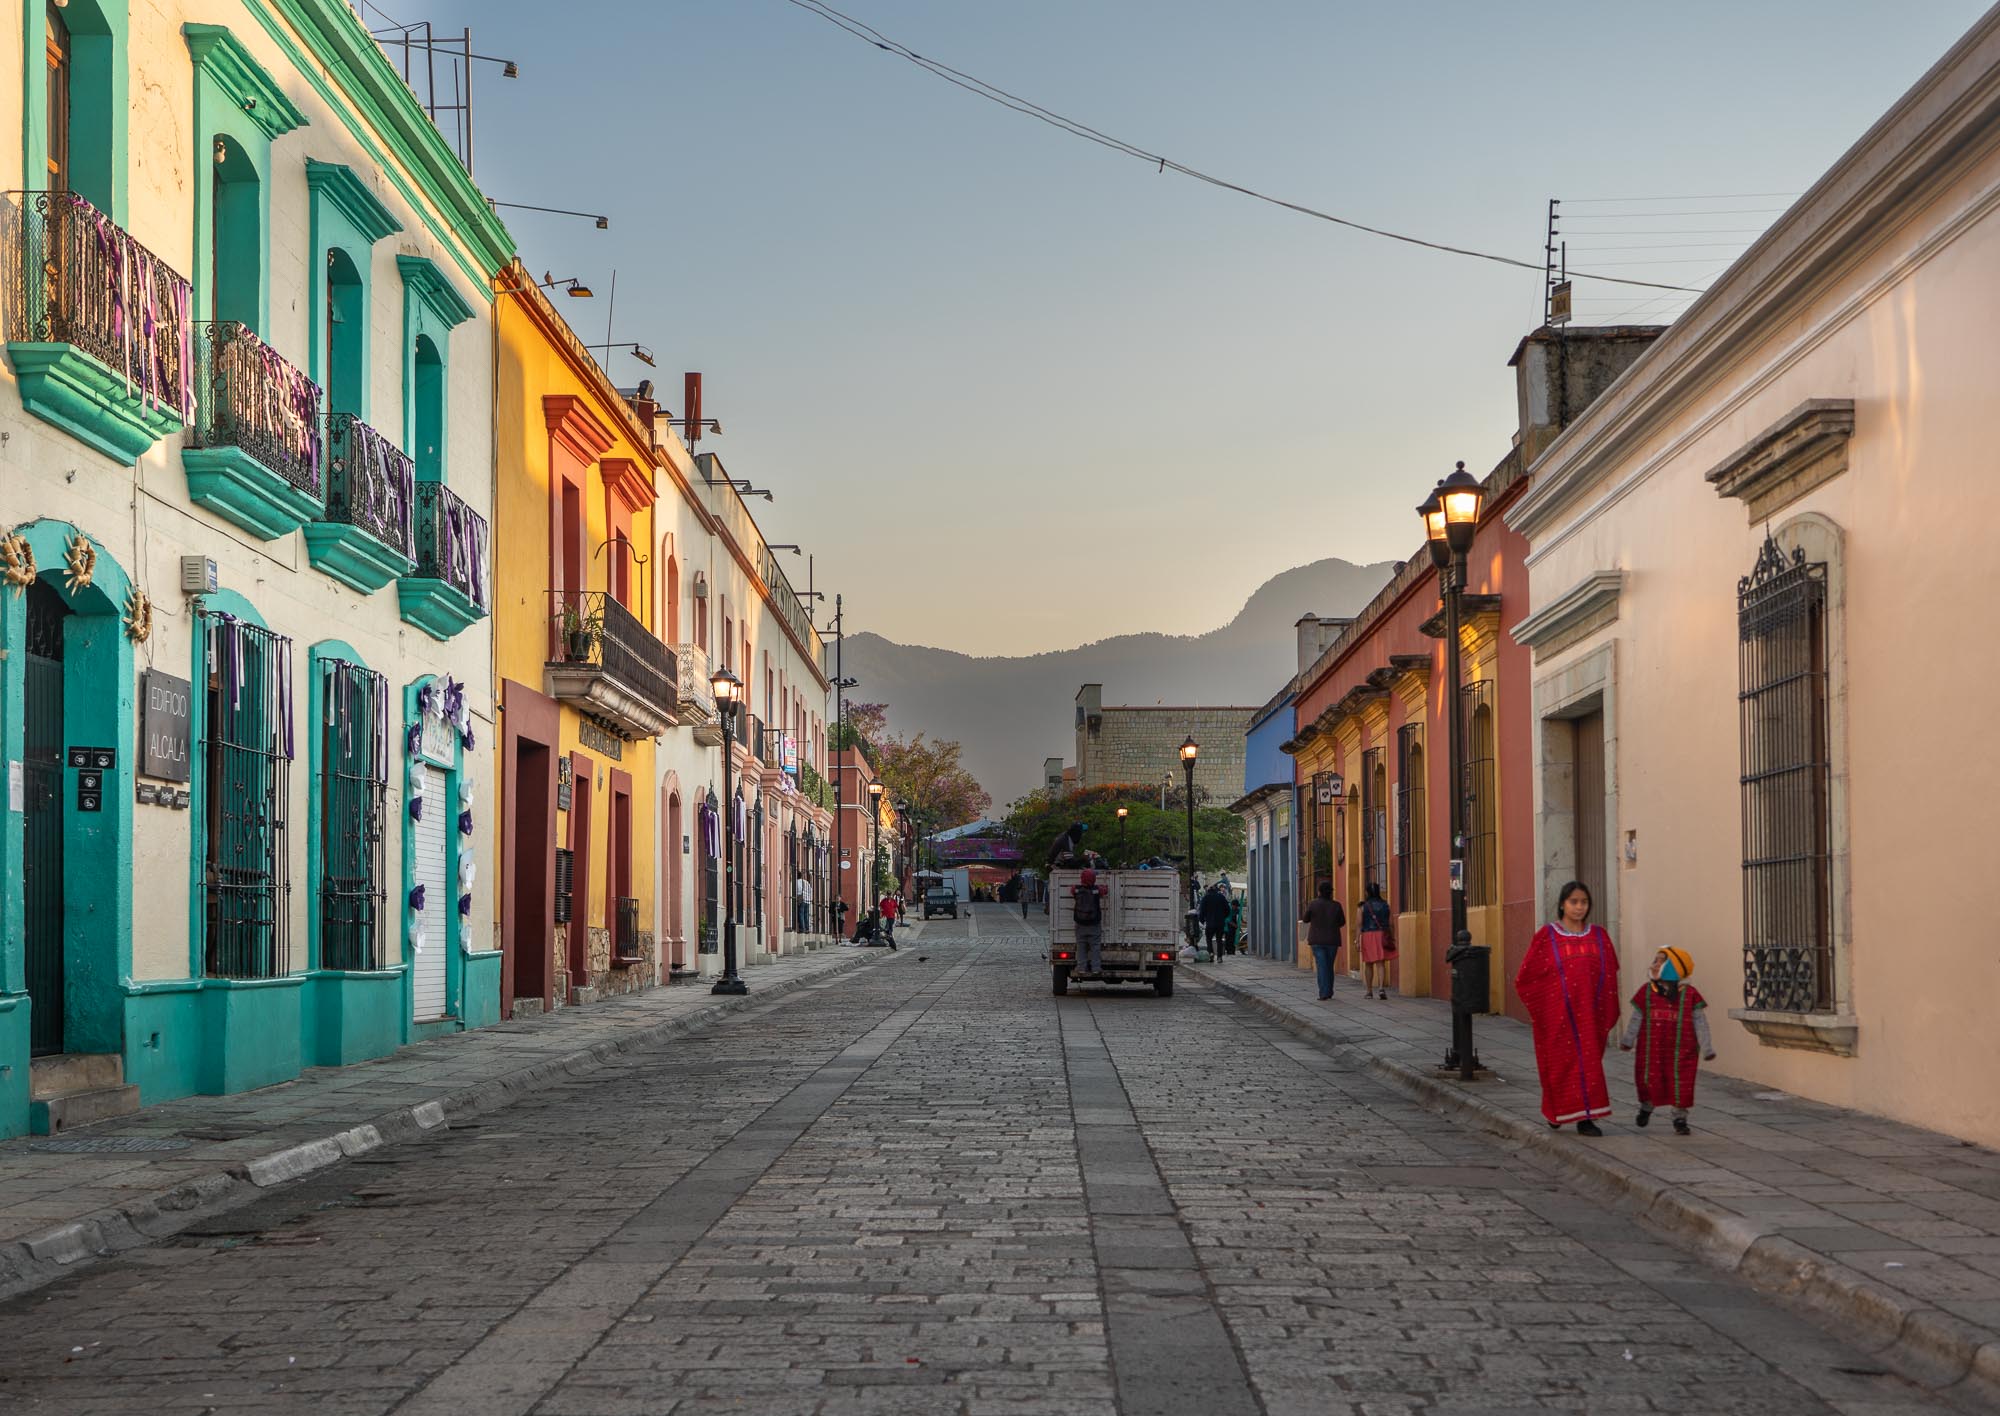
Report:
779,0,1703,295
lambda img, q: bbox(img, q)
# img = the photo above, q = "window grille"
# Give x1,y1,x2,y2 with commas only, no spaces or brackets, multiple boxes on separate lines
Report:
1309,773,1337,900
1361,747,1387,894
318,658,387,970
1396,723,1426,913
1461,679,1498,907
554,847,573,925
751,792,765,931
701,791,720,951
201,612,294,979
615,896,640,960
732,790,746,926
1737,534,1833,1012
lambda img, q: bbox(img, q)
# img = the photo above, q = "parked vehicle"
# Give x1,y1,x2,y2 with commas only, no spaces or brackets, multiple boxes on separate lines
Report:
923,885,959,919
1048,868,1180,997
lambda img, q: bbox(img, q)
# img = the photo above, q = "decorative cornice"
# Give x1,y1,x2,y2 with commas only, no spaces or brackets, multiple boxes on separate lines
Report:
1419,594,1503,640
1511,570,1625,658
542,394,617,464
396,254,476,331
602,457,656,515
306,160,402,243
1703,398,1854,522
184,24,310,139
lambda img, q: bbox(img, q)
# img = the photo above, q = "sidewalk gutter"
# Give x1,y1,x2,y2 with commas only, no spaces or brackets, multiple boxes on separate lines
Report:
0,948,889,1302
1185,965,2000,1410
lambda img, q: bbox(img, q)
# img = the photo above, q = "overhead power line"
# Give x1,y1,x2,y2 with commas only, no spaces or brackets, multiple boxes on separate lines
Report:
778,0,1704,295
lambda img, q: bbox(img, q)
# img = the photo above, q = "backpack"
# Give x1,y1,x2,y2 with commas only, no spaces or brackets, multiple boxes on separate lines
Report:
1072,887,1102,927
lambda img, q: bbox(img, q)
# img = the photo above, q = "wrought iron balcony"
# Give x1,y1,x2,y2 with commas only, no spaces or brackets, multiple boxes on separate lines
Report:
184,320,325,539
6,190,193,461
398,483,489,640
545,590,678,739
305,413,415,593
674,644,725,746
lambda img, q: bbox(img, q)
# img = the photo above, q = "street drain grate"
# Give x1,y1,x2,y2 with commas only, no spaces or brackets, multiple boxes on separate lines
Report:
23,1135,194,1153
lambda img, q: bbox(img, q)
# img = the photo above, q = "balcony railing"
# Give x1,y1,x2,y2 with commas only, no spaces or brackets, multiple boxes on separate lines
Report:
746,712,768,762
674,643,715,721
189,320,323,498
9,189,194,423
326,413,414,561
412,482,489,611
546,590,677,736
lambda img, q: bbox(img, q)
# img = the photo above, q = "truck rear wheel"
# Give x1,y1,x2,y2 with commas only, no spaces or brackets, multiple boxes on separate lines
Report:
1153,969,1174,998
1053,966,1071,996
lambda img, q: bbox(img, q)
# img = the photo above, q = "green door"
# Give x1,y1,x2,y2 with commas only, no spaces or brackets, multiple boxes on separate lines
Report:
24,581,68,1057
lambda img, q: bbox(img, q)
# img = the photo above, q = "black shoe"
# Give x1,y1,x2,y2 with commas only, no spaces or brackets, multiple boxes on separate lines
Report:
1635,1107,1652,1128
1576,1120,1604,1137
1673,1117,1691,1136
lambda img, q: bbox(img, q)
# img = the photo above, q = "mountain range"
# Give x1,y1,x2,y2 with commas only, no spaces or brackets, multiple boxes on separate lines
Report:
842,557,1397,807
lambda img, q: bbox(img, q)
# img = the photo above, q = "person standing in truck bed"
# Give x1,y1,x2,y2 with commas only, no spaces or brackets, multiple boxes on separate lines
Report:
1070,868,1109,978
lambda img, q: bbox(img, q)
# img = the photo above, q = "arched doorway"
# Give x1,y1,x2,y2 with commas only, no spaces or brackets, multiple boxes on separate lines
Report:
664,786,684,968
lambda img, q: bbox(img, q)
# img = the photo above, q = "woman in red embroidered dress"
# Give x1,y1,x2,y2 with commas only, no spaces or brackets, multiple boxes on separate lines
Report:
1514,880,1620,1136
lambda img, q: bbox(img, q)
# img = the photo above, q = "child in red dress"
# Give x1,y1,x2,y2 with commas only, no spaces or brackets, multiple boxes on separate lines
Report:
1618,946,1716,1135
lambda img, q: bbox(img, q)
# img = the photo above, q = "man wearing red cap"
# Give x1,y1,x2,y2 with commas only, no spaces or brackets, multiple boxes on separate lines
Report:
1071,868,1108,978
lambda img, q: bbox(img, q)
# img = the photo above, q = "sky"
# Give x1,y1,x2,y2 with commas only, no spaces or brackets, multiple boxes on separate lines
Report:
366,0,1993,655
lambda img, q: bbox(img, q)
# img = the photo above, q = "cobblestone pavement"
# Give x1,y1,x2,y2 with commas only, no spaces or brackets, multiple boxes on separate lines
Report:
0,908,1963,1415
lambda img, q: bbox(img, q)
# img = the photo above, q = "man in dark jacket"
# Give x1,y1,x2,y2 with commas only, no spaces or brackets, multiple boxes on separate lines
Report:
1198,883,1231,956
1301,883,1346,1000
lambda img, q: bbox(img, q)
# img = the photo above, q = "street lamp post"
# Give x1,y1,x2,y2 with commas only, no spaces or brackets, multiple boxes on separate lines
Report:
868,780,885,939
710,668,747,996
1179,736,1199,914
1420,461,1488,1081
1116,805,1128,866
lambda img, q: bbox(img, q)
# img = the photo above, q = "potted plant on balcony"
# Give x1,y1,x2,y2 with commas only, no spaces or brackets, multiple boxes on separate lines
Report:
559,600,603,661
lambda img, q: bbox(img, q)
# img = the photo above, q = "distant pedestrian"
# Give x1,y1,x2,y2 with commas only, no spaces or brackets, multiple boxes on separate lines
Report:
1225,893,1244,956
879,892,899,949
1199,883,1230,956
1619,946,1715,1135
1301,882,1346,1000
1358,881,1396,1000
1515,880,1621,1136
1070,868,1108,978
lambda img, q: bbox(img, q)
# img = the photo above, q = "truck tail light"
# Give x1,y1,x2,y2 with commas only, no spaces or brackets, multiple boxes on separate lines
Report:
1155,952,1173,961
1055,951,1074,961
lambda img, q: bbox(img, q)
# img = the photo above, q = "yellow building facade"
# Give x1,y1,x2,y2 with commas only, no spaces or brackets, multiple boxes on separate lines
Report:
491,262,671,1015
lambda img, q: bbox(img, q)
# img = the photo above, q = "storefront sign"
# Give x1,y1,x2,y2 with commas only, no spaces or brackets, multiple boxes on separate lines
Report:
418,713,456,765
579,719,623,759
782,735,799,774
140,671,192,782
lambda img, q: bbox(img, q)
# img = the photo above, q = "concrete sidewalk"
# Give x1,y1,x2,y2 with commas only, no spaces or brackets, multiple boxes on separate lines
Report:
1186,953,2000,1405
0,945,892,1299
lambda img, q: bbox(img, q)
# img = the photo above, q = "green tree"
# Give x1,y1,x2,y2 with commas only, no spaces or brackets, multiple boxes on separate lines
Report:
1001,783,1245,877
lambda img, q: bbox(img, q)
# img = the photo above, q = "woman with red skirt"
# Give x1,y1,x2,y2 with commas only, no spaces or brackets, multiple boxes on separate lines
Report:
1513,880,1620,1136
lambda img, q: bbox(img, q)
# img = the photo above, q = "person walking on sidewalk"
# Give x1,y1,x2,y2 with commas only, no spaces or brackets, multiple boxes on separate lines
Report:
1357,881,1396,1000
1515,880,1621,1136
1199,883,1231,957
1619,946,1715,1135
1301,882,1346,1000
1070,868,1108,978
879,892,900,949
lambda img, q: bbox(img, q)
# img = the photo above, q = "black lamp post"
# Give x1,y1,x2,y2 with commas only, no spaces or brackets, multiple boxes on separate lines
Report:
1116,805,1128,866
894,797,911,905
868,780,885,937
710,667,747,996
1420,461,1488,1080
1179,736,1199,912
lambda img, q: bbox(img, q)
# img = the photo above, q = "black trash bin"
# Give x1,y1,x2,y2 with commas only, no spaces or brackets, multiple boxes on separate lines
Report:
1447,942,1491,1015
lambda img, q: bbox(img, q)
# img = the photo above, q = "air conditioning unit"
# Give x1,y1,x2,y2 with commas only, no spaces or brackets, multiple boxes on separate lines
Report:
692,570,709,599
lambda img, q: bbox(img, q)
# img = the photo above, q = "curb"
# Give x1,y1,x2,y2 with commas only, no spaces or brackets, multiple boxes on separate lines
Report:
0,949,884,1302
1186,966,2000,1410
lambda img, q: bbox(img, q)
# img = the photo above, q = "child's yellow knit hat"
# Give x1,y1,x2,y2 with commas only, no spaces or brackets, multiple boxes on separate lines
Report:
1657,946,1692,981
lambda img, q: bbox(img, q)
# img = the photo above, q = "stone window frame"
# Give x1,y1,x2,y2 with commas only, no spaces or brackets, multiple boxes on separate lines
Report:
1726,511,1857,1056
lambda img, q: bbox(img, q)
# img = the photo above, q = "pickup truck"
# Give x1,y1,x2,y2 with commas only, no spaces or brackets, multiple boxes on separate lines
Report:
922,885,958,919
1047,868,1180,997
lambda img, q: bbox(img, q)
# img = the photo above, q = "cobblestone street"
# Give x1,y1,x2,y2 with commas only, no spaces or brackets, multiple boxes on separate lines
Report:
0,908,1965,1415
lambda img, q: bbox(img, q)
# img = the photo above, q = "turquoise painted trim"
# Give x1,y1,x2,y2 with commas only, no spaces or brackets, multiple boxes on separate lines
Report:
22,1,131,226
306,163,400,424
183,588,269,988
240,0,512,292
182,445,324,539
182,25,309,139
303,523,414,593
396,256,470,483
0,1003,29,1140
121,984,201,1104
198,976,303,1095
460,950,503,1031
0,522,136,1079
303,967,404,1066
399,675,468,1037
396,578,484,641
396,255,475,329
5,342,185,463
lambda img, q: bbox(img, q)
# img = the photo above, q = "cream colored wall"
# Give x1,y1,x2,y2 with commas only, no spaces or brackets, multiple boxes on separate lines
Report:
1523,139,2000,1144
0,0,497,983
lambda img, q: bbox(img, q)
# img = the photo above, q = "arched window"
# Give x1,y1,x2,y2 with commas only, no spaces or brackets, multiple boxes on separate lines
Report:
324,248,364,418
43,0,120,214
665,553,681,644
1464,686,1498,906
1396,727,1426,913
210,136,260,329
665,788,684,968
412,332,443,481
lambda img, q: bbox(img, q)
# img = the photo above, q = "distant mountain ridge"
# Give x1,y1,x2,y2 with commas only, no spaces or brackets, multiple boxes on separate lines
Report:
845,557,1396,805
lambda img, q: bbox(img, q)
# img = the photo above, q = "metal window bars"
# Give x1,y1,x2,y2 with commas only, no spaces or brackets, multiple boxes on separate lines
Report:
412,482,489,610
1737,535,1834,1013
1361,746,1386,895
326,414,416,561
615,896,640,960
189,320,324,497
8,189,194,422
1395,723,1426,914
318,657,388,971
201,611,295,980
751,792,765,932
1460,678,1499,907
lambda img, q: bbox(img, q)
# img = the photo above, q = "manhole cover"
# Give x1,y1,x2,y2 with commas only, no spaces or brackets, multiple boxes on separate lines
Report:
24,1135,193,1153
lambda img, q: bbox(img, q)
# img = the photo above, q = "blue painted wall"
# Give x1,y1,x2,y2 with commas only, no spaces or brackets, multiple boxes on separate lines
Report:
1243,692,1296,793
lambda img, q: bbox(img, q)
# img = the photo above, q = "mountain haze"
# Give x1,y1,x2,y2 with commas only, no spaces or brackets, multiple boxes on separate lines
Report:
844,558,1396,807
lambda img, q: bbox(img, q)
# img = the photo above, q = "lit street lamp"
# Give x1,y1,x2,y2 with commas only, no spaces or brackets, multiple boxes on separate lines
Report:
1116,805,1128,865
1420,460,1488,1080
1179,736,1199,913
710,667,747,996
